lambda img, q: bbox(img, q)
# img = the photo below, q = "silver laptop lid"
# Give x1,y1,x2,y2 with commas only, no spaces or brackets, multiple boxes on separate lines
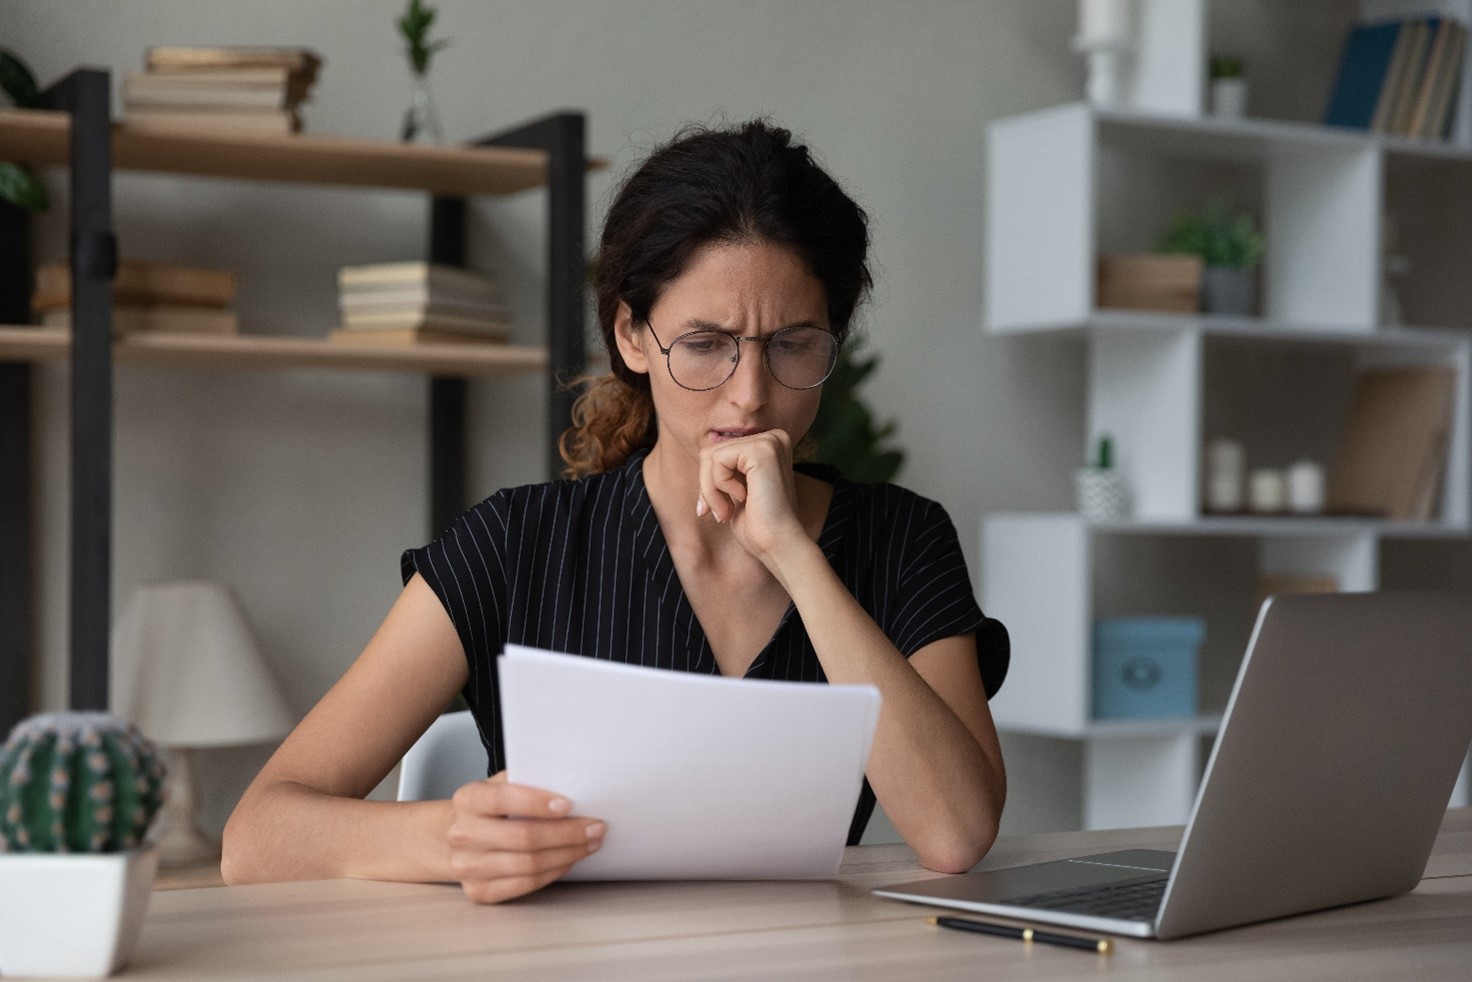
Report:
1155,591,1472,939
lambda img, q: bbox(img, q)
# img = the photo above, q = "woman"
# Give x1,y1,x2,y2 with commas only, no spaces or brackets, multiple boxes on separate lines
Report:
222,120,1007,904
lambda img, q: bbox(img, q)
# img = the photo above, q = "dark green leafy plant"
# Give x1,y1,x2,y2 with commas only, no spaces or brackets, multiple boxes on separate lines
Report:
1157,196,1263,270
398,0,449,76
809,337,905,483
0,48,49,212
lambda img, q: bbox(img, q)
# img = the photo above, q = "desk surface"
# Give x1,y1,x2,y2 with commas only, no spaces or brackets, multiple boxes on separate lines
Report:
114,809,1471,980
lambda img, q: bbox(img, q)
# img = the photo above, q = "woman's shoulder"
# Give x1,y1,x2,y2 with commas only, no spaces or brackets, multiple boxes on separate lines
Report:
465,455,642,528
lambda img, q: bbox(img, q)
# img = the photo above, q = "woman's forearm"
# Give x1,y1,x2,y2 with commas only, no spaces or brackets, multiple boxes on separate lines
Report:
221,780,455,886
767,543,1005,873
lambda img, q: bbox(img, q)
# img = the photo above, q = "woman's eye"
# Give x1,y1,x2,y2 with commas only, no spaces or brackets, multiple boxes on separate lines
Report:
678,335,726,355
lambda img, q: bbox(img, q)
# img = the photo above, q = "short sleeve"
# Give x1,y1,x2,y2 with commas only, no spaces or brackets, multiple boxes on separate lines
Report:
883,498,1008,699
399,493,511,688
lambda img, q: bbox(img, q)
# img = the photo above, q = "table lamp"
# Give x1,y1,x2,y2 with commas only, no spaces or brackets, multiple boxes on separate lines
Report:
110,580,295,866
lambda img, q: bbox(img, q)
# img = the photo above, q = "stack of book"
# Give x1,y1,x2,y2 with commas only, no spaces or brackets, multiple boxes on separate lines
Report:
332,262,510,345
35,259,240,335
1323,15,1469,140
123,46,322,135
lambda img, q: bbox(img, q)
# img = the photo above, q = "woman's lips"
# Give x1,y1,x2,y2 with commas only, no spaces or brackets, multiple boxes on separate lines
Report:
710,427,764,443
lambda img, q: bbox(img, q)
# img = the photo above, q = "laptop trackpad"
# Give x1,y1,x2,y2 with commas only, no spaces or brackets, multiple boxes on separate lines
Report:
884,849,1175,904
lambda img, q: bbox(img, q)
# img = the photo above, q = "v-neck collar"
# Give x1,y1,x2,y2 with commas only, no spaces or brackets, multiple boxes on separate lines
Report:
621,448,852,677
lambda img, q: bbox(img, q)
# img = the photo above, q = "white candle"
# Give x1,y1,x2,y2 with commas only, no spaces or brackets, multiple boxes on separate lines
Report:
1287,460,1325,514
1205,438,1245,513
1248,469,1287,514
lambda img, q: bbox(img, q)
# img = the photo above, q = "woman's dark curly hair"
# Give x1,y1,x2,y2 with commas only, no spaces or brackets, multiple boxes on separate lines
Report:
559,119,873,477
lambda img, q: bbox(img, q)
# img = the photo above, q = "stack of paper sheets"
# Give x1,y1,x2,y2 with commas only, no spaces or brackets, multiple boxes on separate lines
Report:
499,645,882,880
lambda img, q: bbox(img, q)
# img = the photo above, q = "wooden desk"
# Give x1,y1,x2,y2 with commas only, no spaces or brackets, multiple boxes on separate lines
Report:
118,809,1472,980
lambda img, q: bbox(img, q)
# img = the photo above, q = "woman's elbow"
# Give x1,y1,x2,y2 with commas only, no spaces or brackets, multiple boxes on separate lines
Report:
218,815,257,885
916,827,998,875
218,794,277,885
914,799,1002,874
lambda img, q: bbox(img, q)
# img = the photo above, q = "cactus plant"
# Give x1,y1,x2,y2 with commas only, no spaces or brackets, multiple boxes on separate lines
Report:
0,712,166,854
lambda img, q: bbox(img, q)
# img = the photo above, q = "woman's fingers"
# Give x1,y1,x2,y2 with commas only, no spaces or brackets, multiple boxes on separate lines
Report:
447,811,605,853
703,444,752,522
700,431,794,523
453,775,573,819
699,453,740,523
459,863,577,905
447,773,606,904
450,837,601,884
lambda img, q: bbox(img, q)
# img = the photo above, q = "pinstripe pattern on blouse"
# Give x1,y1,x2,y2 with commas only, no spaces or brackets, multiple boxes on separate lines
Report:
401,448,1006,844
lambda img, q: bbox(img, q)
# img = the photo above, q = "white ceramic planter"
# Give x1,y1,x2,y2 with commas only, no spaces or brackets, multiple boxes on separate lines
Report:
0,847,158,978
1075,467,1131,522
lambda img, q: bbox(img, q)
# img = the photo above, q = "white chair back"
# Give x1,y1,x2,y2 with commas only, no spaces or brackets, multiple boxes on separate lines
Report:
395,710,487,801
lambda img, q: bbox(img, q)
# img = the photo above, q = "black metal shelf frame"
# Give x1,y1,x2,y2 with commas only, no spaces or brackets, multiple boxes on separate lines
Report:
0,68,587,732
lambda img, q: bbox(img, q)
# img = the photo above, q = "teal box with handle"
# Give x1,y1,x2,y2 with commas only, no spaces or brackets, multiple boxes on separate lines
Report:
1092,617,1205,719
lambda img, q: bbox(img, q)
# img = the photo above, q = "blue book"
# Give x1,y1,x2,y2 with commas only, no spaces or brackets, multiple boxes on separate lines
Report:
1324,20,1406,129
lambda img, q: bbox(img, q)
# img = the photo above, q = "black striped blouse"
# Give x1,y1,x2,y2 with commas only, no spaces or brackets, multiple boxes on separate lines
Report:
401,448,1008,843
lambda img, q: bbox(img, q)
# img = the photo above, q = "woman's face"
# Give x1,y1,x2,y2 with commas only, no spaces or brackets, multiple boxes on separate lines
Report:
615,239,831,469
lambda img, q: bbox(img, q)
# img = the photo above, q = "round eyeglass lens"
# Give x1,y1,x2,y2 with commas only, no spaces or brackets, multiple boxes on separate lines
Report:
665,327,837,390
667,332,740,390
766,326,837,389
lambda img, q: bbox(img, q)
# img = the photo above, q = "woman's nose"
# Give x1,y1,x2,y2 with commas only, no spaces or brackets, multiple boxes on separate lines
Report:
725,339,770,407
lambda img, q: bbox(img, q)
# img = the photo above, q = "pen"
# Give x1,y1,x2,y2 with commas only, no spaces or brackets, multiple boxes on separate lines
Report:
925,915,1114,954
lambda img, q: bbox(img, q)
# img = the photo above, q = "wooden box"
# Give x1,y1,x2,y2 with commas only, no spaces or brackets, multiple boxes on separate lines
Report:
1096,254,1203,313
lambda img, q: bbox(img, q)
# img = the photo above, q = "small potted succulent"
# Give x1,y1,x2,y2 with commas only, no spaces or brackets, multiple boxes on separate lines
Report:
1208,55,1248,118
1156,196,1265,317
0,712,167,978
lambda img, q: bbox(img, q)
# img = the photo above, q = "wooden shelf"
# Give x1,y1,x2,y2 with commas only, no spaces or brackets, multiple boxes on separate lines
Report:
0,326,546,377
0,108,579,196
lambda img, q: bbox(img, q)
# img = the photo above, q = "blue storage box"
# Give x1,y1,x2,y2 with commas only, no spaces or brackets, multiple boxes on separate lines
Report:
1091,617,1205,720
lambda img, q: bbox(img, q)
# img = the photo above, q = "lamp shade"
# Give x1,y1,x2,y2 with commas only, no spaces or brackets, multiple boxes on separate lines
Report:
110,581,295,747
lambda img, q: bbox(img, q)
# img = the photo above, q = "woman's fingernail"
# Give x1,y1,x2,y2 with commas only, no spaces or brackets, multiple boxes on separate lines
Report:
696,498,707,518
585,821,606,840
587,839,601,853
548,797,572,814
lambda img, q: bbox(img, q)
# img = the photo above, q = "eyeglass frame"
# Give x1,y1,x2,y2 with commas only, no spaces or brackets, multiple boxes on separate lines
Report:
641,318,841,392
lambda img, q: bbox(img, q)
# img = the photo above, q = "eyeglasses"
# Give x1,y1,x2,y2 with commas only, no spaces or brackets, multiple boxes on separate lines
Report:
643,320,839,392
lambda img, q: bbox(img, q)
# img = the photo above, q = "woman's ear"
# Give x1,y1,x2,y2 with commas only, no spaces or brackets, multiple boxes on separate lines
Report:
613,301,651,375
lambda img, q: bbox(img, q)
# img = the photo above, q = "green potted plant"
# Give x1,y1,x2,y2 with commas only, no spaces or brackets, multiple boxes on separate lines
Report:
1209,54,1247,118
0,712,167,978
1156,196,1264,317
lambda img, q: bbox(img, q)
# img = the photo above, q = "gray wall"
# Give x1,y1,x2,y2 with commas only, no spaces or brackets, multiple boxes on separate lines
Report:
9,0,1357,839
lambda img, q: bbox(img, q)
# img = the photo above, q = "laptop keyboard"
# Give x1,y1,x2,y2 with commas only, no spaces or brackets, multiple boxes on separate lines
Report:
1002,876,1168,922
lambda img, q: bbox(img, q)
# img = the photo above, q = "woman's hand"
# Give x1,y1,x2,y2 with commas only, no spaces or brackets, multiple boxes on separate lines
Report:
697,429,806,562
446,772,605,904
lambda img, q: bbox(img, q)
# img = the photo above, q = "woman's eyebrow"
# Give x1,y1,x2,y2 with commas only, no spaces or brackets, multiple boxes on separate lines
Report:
682,318,823,334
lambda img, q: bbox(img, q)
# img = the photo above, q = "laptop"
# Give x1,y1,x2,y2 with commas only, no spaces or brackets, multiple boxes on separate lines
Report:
873,591,1472,940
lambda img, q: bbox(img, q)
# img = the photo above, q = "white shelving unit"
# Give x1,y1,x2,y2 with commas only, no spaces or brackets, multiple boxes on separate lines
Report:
982,103,1472,830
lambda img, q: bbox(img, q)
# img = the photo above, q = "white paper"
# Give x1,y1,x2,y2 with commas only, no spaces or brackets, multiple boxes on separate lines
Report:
498,644,881,880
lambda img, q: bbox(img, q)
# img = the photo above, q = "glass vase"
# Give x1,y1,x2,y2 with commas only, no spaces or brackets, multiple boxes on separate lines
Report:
400,71,444,144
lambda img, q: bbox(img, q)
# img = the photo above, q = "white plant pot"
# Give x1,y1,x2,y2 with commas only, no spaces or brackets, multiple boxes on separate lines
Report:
1210,77,1248,118
0,847,158,978
1075,467,1131,522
